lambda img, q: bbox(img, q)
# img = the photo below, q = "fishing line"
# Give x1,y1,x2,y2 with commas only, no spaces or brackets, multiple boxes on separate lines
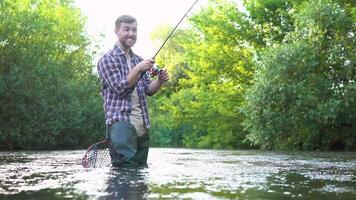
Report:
147,0,199,77
152,0,199,59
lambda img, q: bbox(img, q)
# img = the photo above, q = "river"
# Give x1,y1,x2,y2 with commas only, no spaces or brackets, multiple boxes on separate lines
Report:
0,148,355,199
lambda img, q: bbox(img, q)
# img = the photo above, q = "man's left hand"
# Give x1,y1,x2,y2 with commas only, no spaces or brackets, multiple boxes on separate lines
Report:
158,69,169,83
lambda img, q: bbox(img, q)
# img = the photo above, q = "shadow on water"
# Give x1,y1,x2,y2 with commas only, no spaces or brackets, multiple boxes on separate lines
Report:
100,166,149,200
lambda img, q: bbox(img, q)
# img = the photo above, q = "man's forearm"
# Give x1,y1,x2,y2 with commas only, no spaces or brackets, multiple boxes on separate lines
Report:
127,67,142,87
148,79,164,95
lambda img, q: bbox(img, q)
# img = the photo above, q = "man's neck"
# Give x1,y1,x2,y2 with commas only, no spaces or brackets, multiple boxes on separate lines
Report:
117,41,131,56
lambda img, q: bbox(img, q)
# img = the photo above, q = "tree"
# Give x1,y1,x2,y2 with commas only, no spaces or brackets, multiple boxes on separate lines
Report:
243,0,355,150
150,0,255,148
0,0,104,150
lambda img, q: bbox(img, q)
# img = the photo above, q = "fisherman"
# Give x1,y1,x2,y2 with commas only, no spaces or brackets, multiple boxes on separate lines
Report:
96,15,169,166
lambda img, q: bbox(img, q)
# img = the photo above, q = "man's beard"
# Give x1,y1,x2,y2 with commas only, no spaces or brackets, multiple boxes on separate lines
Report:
120,37,136,48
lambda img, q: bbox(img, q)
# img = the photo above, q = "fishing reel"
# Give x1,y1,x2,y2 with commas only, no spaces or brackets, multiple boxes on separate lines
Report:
149,65,163,77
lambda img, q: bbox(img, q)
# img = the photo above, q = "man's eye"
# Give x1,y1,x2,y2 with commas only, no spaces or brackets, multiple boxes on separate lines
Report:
123,27,136,33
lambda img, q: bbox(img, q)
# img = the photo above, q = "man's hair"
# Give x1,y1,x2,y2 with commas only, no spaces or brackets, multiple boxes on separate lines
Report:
115,15,137,29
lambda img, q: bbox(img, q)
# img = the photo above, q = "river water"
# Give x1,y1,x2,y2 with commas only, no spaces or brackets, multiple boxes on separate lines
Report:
0,148,355,199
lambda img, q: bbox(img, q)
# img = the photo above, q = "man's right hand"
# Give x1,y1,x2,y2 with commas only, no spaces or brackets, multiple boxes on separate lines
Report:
128,58,155,87
136,59,155,72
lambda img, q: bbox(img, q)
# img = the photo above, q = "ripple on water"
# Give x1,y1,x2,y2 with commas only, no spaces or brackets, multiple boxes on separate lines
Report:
0,149,355,199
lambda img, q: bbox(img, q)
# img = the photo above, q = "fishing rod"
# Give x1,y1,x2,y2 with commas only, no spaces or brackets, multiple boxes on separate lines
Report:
149,0,199,76
153,0,199,60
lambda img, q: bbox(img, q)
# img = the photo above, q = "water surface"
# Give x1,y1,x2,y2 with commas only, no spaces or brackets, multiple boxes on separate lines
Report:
0,148,355,199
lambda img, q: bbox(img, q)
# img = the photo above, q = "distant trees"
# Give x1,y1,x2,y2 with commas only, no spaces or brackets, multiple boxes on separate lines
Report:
243,0,355,150
150,0,355,150
149,0,254,149
0,0,104,150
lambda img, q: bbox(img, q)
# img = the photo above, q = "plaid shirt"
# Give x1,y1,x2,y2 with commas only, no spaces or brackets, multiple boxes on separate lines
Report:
97,43,152,128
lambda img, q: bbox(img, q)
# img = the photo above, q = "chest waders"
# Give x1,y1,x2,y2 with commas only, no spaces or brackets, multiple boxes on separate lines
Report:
107,121,149,166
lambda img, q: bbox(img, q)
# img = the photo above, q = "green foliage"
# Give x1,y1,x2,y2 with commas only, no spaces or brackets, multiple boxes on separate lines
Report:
0,0,104,150
150,0,254,149
150,0,355,150
243,0,355,150
243,0,297,46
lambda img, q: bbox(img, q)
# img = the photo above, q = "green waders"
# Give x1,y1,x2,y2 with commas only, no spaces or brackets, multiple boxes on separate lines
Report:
107,121,149,166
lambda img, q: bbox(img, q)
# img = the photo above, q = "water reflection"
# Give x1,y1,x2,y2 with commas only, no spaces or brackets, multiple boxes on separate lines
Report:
0,149,355,199
101,166,148,200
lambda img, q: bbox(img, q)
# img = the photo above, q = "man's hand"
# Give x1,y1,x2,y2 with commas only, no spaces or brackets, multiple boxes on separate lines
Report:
157,68,169,83
136,58,155,72
147,68,169,95
128,59,154,87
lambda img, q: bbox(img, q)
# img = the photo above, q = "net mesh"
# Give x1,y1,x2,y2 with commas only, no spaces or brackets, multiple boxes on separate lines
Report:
82,140,115,168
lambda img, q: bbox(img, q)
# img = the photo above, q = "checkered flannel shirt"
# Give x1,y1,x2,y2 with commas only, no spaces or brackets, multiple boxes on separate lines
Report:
97,43,152,128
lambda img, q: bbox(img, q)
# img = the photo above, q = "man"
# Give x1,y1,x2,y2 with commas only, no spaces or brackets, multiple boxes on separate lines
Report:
97,15,169,166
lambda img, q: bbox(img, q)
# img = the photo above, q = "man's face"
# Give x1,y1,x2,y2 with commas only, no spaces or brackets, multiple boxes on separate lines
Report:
115,22,137,49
